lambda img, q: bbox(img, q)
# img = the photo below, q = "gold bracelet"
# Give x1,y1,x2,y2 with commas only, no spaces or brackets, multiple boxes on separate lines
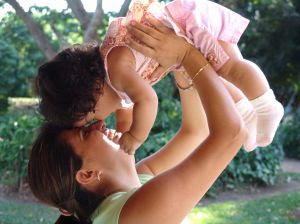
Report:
175,81,193,90
192,63,209,81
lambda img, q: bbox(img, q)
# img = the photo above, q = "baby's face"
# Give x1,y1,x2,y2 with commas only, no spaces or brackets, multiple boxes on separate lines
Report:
74,82,122,127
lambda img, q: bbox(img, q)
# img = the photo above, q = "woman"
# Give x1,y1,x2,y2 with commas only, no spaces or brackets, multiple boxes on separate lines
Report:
28,17,246,224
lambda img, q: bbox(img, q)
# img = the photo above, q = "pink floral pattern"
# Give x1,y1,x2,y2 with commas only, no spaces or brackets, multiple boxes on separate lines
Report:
100,0,168,85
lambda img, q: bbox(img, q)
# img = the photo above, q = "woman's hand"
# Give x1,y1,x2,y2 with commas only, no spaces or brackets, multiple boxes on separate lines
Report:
126,15,192,71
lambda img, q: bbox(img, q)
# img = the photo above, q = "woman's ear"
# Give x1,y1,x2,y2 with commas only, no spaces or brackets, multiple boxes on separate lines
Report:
75,169,98,185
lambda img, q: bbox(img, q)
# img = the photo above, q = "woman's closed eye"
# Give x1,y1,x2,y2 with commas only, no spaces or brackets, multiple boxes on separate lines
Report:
79,128,90,141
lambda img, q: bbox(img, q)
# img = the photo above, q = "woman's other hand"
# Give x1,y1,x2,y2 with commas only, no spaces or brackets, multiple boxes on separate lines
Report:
126,15,192,71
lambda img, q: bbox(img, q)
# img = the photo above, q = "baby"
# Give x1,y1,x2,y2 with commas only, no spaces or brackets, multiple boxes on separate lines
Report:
99,0,283,152
36,0,283,155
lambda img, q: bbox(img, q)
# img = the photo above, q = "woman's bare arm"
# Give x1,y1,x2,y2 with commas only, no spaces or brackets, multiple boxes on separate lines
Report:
136,71,209,175
119,17,246,224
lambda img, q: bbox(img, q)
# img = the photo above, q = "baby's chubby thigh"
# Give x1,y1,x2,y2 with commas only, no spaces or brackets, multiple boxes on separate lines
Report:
216,40,244,78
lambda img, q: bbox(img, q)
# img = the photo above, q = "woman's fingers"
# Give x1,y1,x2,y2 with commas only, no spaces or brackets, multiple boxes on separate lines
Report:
129,20,162,40
127,24,158,48
127,19,191,68
125,36,155,58
145,15,172,33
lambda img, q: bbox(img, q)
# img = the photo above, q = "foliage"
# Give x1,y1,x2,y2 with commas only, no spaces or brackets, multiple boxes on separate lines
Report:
205,135,284,195
0,12,44,102
224,136,284,186
28,6,83,45
278,108,300,160
0,5,111,107
0,111,42,188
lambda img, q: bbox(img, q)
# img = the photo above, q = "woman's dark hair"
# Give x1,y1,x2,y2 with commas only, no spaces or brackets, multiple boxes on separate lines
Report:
28,123,102,224
35,43,106,127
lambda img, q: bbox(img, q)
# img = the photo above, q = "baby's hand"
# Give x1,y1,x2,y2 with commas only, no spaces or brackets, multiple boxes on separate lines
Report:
119,132,143,155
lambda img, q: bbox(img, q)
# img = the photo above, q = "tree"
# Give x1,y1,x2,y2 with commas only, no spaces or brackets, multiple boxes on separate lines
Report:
2,0,132,59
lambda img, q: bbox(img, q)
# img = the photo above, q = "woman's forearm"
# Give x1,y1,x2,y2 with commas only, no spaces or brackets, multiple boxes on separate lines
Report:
182,47,243,138
174,71,209,136
136,73,209,176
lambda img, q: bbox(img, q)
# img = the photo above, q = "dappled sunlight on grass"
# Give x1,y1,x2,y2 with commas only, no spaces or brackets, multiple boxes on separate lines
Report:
187,203,239,223
0,191,299,223
187,191,300,224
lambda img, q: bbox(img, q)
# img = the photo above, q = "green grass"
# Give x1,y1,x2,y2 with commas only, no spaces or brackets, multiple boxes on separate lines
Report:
0,191,299,224
0,199,58,224
188,191,300,224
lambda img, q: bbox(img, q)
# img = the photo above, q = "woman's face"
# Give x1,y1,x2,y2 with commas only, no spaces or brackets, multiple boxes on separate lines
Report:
62,121,134,172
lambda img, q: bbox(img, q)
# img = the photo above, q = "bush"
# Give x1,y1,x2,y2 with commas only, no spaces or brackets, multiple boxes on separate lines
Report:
209,135,284,195
0,111,42,189
279,109,300,160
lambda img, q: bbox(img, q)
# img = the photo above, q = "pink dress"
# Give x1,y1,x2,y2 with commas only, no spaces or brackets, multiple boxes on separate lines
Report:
100,0,249,91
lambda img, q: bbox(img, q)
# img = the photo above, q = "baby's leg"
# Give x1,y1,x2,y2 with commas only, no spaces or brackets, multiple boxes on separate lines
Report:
218,41,284,147
220,77,257,151
217,41,269,100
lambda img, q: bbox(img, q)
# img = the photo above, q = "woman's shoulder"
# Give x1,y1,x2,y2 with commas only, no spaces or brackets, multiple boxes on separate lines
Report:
92,190,135,224
92,174,153,224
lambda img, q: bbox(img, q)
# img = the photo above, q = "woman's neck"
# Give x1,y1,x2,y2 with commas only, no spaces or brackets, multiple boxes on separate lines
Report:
102,159,141,196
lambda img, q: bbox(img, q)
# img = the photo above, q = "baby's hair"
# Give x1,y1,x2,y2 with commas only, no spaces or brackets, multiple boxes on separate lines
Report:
35,43,106,127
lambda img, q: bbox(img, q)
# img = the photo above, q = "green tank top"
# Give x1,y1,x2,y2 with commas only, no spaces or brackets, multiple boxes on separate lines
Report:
91,174,194,224
91,174,153,224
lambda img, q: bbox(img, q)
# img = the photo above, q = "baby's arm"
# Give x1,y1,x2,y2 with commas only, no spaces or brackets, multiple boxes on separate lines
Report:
115,107,133,133
107,46,158,154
